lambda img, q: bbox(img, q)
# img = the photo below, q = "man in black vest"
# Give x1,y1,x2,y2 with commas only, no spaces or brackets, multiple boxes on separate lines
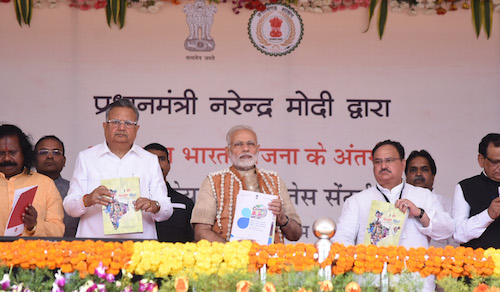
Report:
452,133,500,248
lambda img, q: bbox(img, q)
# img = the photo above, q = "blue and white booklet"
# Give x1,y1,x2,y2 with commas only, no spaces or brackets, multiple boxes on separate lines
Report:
230,190,276,245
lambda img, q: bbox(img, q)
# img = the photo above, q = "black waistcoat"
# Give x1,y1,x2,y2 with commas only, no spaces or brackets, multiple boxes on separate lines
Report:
460,173,500,249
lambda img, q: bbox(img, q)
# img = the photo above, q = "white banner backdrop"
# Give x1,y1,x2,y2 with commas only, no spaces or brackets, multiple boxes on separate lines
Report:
0,4,499,243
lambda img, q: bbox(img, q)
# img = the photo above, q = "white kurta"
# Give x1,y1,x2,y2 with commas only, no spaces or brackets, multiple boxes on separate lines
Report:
64,142,173,239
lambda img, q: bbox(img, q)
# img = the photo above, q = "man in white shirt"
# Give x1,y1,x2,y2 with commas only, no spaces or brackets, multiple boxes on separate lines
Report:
333,140,454,292
452,133,500,249
63,99,173,239
405,149,455,248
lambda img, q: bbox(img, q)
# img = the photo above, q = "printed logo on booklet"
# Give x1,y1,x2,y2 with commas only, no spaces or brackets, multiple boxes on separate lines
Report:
248,4,304,56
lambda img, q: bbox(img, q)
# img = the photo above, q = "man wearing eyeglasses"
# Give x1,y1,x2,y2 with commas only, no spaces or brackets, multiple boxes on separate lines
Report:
35,135,79,238
0,124,64,237
63,99,173,239
191,125,302,243
452,133,500,249
333,140,453,292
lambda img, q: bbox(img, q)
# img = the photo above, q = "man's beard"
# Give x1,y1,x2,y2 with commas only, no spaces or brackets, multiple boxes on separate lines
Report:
230,151,257,170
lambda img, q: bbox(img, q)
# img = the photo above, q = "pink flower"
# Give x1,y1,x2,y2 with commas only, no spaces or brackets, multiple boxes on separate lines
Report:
105,273,115,283
95,262,107,279
1,274,10,290
94,0,107,8
80,2,92,10
52,283,64,292
54,271,66,287
86,283,98,292
97,283,106,292
139,280,148,292
349,3,359,9
146,282,158,291
338,3,346,10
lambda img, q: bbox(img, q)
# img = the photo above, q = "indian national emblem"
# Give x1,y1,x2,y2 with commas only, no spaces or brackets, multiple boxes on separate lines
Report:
269,17,283,38
183,0,217,52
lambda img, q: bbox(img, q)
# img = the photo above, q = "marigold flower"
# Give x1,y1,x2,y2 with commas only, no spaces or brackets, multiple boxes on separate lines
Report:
473,283,490,292
263,282,277,292
318,280,333,291
295,289,312,292
236,280,252,292
345,281,361,292
174,276,188,292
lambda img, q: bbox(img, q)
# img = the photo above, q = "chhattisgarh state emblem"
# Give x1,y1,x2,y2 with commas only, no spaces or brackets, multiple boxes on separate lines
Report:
183,0,218,52
248,4,303,56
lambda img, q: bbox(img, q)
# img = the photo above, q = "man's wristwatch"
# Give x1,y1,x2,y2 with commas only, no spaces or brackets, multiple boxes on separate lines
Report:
417,208,425,219
154,201,161,213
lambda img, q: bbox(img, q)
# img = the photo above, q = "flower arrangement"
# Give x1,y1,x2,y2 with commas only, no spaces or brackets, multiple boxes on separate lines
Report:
319,243,495,279
0,239,134,278
366,0,499,38
2,0,499,38
0,239,500,291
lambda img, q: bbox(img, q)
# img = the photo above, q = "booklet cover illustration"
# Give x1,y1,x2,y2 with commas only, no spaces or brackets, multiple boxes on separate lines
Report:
363,200,407,246
230,190,276,245
101,177,143,235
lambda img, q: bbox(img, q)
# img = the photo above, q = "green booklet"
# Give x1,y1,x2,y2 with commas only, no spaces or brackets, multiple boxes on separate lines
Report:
101,177,143,235
363,200,407,246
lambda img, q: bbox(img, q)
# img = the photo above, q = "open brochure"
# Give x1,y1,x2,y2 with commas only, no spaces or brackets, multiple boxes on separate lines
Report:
363,200,408,246
101,177,143,235
4,185,38,236
230,190,276,245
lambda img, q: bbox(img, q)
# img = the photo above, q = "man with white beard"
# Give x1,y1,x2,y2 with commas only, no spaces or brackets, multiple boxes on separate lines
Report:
191,125,302,243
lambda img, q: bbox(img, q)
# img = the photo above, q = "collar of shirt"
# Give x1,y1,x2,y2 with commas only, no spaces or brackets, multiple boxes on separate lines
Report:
97,142,144,159
376,181,405,203
235,167,259,192
0,167,28,181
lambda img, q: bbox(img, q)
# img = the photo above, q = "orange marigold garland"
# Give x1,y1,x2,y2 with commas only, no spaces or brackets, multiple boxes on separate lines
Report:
305,243,495,279
0,239,133,278
247,242,319,274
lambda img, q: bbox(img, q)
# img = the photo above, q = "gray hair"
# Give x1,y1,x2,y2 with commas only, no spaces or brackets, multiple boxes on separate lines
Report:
226,125,257,145
105,99,140,122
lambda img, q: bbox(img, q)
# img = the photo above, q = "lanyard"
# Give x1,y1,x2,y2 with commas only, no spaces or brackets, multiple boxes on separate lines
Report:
376,183,405,203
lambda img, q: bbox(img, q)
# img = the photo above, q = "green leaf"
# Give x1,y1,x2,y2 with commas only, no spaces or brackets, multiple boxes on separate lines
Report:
483,0,493,39
14,0,23,26
471,0,481,38
119,0,126,29
377,0,387,39
364,0,379,33
111,0,118,24
106,0,112,27
20,0,28,24
26,0,32,26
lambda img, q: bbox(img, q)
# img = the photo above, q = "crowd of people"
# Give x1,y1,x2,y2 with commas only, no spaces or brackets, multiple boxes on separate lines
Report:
1,99,499,290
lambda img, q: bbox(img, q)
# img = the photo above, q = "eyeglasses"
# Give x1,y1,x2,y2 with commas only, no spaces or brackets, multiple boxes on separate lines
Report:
231,141,257,149
373,157,401,165
37,149,63,156
107,119,137,128
484,155,500,167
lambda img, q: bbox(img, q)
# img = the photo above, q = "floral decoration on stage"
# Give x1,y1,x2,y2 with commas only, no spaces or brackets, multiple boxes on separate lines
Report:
1,0,499,39
1,239,500,291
